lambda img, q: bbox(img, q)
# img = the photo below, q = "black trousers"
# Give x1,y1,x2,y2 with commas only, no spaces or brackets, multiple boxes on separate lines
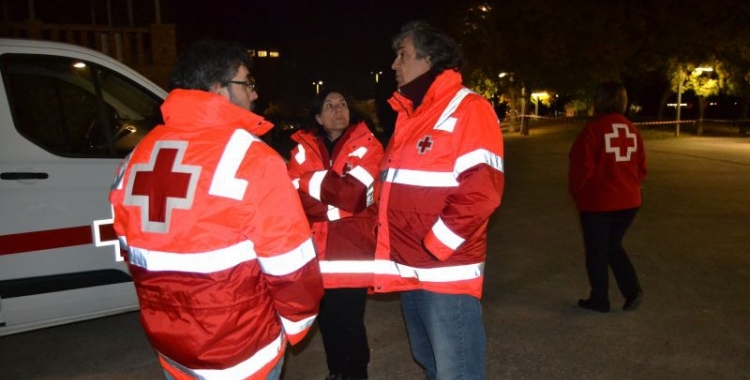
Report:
579,208,642,301
318,287,370,378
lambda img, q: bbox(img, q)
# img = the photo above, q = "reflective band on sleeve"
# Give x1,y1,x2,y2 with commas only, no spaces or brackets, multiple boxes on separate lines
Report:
294,144,306,164
454,149,504,176
383,168,458,187
279,313,317,336
308,170,327,201
160,332,284,380
327,205,341,221
431,217,465,250
320,260,374,274
117,235,129,250
347,165,375,188
257,238,317,276
374,259,484,282
128,240,256,273
292,178,300,189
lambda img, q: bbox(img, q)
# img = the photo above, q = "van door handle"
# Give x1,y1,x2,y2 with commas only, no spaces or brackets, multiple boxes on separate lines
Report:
1,172,49,180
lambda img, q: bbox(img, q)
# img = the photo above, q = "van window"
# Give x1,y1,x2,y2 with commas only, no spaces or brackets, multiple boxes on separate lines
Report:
0,54,163,158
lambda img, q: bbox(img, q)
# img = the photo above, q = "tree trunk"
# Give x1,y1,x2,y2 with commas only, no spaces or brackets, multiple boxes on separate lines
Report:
657,88,673,121
696,96,706,135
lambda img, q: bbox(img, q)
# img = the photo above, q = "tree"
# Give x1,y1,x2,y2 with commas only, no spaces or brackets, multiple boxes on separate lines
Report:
668,59,725,134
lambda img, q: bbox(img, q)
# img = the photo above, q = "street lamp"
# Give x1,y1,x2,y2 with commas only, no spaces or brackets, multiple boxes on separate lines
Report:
313,80,323,94
371,71,383,83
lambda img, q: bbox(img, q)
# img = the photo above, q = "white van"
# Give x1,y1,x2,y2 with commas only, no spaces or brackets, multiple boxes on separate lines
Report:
0,38,167,336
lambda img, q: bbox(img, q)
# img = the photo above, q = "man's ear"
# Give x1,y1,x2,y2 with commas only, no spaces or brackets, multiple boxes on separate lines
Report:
209,82,229,99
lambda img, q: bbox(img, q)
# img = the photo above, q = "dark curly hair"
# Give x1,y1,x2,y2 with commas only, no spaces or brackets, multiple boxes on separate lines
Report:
392,20,465,74
168,40,252,91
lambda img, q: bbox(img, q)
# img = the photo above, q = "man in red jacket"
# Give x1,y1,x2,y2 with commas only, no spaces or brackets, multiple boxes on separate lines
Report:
109,40,323,380
374,21,505,380
569,81,646,313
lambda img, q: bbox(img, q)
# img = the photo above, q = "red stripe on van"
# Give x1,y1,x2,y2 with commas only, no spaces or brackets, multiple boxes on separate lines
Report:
0,226,94,255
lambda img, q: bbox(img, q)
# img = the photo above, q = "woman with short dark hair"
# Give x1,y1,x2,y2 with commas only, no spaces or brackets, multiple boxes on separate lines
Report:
288,88,383,380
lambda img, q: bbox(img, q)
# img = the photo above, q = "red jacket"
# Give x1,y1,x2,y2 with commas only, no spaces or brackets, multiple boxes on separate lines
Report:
109,89,323,380
374,70,505,299
288,121,383,289
569,113,647,212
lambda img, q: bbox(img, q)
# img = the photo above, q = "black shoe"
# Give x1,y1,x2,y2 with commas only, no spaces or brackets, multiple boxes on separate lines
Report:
578,298,610,313
623,291,643,311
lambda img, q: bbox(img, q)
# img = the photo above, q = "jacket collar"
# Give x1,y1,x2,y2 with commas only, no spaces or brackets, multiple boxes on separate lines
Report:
398,71,437,109
161,89,274,136
388,70,464,116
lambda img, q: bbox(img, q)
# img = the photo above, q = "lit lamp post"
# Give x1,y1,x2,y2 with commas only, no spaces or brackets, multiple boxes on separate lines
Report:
313,80,324,94
498,72,517,131
371,71,383,83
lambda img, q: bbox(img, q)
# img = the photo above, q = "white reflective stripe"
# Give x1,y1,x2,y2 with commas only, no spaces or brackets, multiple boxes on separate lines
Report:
383,168,458,187
374,259,484,282
210,130,253,201
280,313,317,336
257,238,317,276
294,144,306,164
434,88,472,132
348,165,375,188
319,260,374,274
162,332,284,380
431,217,465,250
454,148,504,176
327,205,341,221
438,117,457,133
308,170,327,201
348,146,368,159
117,235,129,250
128,240,256,273
292,178,300,189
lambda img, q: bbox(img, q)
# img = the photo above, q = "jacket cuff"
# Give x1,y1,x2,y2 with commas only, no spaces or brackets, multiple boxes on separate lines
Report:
423,217,465,261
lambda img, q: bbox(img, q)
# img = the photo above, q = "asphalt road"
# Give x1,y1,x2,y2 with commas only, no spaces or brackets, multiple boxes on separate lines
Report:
1,123,749,380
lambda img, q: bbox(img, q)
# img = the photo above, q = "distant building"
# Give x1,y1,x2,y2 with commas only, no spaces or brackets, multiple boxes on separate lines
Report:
0,0,176,89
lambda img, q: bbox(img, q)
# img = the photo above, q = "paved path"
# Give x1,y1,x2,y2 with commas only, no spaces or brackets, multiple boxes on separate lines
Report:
1,124,749,379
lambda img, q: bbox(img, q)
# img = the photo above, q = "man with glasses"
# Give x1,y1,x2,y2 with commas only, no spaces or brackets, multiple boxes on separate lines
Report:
109,40,323,380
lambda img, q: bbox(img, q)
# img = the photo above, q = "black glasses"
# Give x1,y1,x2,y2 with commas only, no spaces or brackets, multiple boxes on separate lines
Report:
226,77,256,91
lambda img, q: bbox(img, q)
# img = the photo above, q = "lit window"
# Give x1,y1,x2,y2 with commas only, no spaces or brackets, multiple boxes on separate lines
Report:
269,50,280,58
257,50,268,58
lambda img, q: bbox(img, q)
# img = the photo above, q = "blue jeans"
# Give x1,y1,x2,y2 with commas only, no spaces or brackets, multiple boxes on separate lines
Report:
401,290,486,380
163,355,284,380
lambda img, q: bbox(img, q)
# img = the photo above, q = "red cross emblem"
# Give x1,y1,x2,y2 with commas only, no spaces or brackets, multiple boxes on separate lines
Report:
93,207,123,261
604,124,637,162
417,135,434,155
124,141,201,233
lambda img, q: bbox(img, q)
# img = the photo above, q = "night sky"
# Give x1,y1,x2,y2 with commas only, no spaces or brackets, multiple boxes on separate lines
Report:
5,0,450,103
174,0,444,90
